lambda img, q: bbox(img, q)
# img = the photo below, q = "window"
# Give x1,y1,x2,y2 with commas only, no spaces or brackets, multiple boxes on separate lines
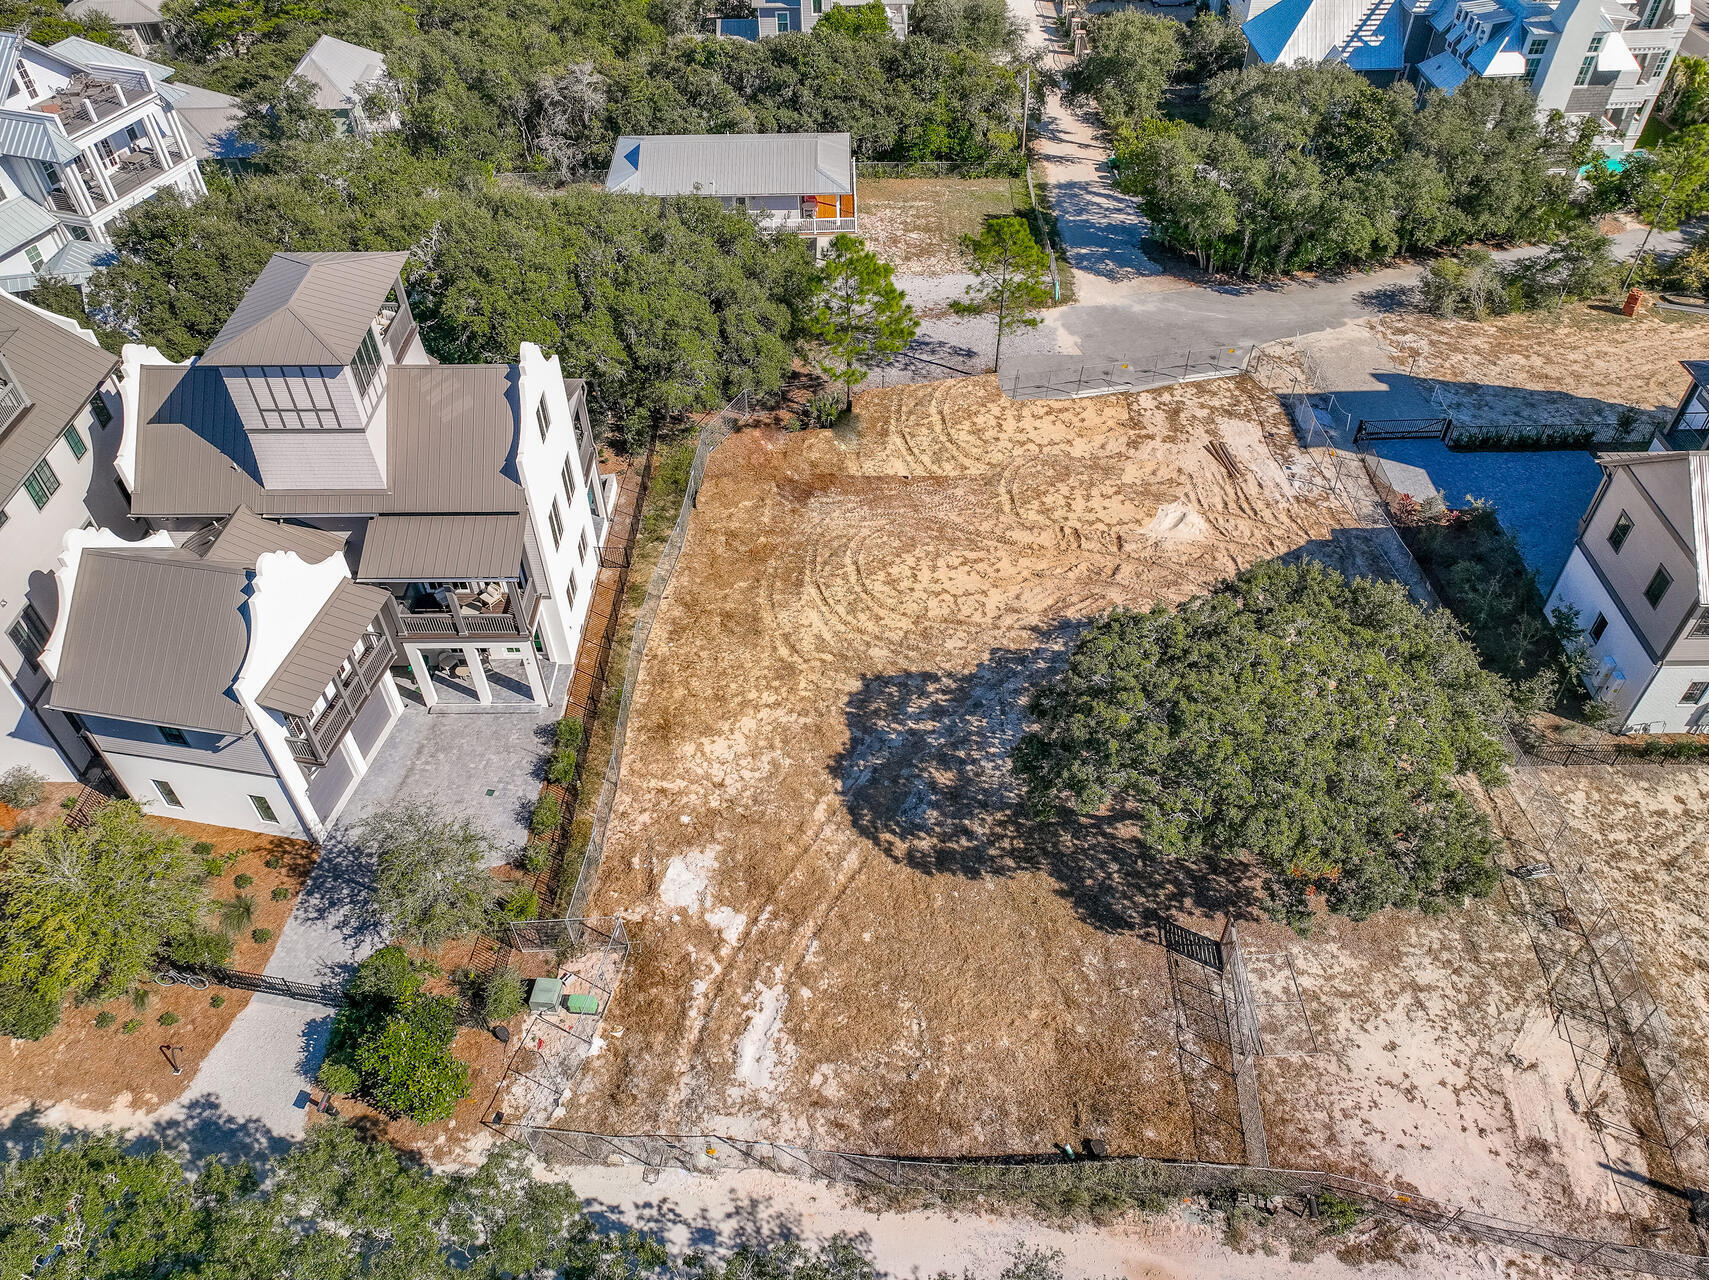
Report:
1526,36,1548,54
62,424,85,460
152,779,183,808
776,10,789,29
351,328,385,408
1524,56,1542,82
68,225,89,242
1681,682,1709,705
1644,0,1666,23
536,395,551,441
250,794,279,823
96,138,118,167
548,497,564,548
12,61,36,100
24,243,42,272
577,528,589,562
8,604,49,666
561,457,576,508
1590,612,1609,643
1588,32,1605,52
89,392,112,427
23,458,58,509
1645,564,1673,608
1694,611,1709,637
566,570,577,607
1576,54,1596,85
158,726,188,747
1608,510,1634,552
813,0,823,11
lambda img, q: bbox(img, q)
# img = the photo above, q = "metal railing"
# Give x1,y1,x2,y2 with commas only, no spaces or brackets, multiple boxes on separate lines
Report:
395,605,523,639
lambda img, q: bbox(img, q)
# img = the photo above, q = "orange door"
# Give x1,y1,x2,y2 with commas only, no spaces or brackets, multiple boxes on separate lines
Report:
839,194,854,217
817,195,837,218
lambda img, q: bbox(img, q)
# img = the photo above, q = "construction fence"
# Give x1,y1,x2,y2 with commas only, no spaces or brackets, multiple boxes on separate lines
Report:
1000,344,1254,402
504,1126,1709,1278
561,395,744,920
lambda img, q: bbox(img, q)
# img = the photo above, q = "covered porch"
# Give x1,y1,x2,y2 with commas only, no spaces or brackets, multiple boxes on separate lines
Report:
402,640,558,712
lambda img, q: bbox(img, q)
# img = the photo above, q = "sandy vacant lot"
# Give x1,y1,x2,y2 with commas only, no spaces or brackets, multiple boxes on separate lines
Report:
1374,304,1709,430
569,373,1675,1239
856,177,1024,277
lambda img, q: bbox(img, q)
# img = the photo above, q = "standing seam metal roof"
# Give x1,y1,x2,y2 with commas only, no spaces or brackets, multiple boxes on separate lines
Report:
199,251,409,366
47,549,253,734
257,577,391,717
290,35,389,112
192,504,349,568
605,132,854,198
357,512,526,579
131,362,524,518
0,289,120,504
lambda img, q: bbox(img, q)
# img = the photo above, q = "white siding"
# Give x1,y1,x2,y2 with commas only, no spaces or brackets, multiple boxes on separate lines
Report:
1545,543,1664,728
98,745,305,837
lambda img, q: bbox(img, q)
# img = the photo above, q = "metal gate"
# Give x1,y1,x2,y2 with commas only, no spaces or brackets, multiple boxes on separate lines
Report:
1353,417,1451,443
1162,919,1223,971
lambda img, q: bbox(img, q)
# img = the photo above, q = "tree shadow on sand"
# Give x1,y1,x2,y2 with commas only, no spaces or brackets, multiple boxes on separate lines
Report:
831,620,1262,936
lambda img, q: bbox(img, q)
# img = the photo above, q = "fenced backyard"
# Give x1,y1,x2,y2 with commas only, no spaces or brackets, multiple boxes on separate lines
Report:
1000,343,1254,401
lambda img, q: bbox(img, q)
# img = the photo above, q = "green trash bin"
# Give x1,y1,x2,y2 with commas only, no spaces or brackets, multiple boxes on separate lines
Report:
561,993,599,1016
527,977,563,1012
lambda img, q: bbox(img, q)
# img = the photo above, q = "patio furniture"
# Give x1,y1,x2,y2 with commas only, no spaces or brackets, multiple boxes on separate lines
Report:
526,976,563,1011
561,993,599,1016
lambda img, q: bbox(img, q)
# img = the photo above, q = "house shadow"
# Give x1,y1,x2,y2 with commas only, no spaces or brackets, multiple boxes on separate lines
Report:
831,620,1261,937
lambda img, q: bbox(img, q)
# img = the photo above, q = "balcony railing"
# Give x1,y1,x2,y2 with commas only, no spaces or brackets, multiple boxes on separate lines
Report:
795,216,858,233
282,618,399,767
393,596,526,639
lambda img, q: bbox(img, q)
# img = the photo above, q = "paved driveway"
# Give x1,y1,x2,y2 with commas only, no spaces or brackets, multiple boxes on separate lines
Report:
146,668,567,1159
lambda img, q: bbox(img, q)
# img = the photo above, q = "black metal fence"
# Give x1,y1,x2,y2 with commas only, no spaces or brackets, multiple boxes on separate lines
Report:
1354,417,1450,443
189,965,343,1006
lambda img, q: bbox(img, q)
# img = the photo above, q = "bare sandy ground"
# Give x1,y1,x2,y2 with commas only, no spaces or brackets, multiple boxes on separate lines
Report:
564,373,1648,1244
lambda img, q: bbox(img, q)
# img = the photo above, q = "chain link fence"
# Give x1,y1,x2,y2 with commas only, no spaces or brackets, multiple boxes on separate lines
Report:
1001,344,1254,401
561,395,745,920
504,1125,1709,1277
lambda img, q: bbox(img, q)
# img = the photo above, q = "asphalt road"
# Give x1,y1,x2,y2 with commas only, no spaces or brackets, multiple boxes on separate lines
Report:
1683,0,1709,62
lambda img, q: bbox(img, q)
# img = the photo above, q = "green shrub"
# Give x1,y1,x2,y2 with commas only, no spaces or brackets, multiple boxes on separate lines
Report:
121,1018,141,1034
0,765,46,809
318,1061,360,1095
165,927,233,969
251,928,273,944
529,793,561,836
346,946,423,1007
354,995,471,1124
481,967,526,1021
130,987,150,1012
555,717,584,749
94,1010,116,1029
210,995,225,1008
202,858,226,878
59,794,76,809
191,841,216,858
0,984,62,1040
264,854,283,869
158,1011,179,1027
233,873,253,889
546,745,578,787
1317,1191,1362,1234
521,846,547,874
499,887,538,923
271,885,290,901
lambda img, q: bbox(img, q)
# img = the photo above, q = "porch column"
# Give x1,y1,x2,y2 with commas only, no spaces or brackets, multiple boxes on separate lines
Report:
522,645,547,705
338,732,368,784
407,646,438,709
140,111,169,168
82,149,116,204
463,645,493,703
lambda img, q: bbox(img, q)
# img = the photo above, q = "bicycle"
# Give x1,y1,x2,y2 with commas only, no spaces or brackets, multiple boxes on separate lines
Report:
151,970,211,990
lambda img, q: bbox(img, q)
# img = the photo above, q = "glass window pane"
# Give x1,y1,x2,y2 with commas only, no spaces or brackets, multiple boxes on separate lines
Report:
62,424,86,459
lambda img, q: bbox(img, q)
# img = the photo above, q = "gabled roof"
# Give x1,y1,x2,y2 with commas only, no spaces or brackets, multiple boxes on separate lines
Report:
44,237,117,283
357,512,526,579
170,82,252,160
0,195,58,257
290,34,389,111
1418,50,1473,90
48,549,253,734
199,251,408,367
605,132,854,198
132,362,524,518
190,505,349,569
64,0,165,26
258,577,390,717
0,108,84,162
0,290,120,506
1596,450,1709,606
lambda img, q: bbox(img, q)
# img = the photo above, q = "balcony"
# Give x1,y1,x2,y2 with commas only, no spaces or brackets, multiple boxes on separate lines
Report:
390,584,529,640
283,628,398,766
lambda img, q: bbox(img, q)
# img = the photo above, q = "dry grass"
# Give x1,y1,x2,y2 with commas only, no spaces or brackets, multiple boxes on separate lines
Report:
857,177,1026,276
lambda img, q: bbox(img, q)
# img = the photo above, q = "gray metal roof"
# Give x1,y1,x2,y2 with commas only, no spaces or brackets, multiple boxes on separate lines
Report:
192,504,349,569
172,83,253,160
131,361,524,518
605,132,854,198
62,1,166,28
258,577,390,717
48,549,253,734
291,34,388,111
47,35,174,78
200,251,408,366
0,108,84,162
0,196,58,257
357,512,525,579
1683,360,1709,388
0,290,120,505
45,237,116,283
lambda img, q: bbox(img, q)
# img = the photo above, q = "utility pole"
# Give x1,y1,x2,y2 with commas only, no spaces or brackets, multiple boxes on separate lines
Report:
1020,64,1031,155
1624,169,1683,292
